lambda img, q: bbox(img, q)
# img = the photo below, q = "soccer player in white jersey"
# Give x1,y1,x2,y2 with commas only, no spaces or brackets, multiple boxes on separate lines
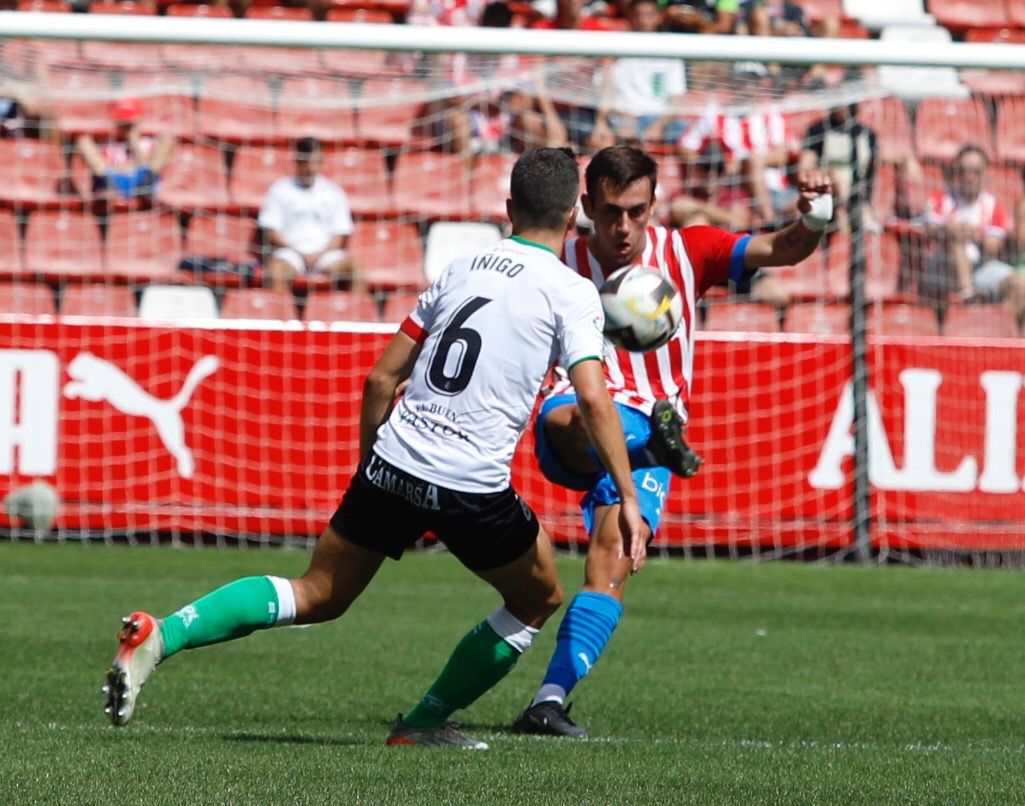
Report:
513,144,833,738
101,148,644,750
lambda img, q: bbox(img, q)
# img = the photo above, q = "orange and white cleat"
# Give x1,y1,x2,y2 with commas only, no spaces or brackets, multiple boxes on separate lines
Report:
102,611,163,727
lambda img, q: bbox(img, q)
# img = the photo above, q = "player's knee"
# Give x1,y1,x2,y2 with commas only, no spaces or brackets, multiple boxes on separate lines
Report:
292,575,348,624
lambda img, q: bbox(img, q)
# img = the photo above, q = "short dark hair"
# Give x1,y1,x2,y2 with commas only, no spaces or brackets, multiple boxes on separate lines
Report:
955,144,988,166
296,136,321,159
585,144,658,202
480,1,513,27
510,147,579,230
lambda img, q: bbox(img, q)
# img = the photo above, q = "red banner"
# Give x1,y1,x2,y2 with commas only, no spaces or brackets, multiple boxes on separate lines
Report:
2,321,1023,550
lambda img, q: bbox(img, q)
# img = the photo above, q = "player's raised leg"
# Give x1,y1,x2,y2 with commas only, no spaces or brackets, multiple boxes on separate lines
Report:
104,525,384,726
388,523,564,750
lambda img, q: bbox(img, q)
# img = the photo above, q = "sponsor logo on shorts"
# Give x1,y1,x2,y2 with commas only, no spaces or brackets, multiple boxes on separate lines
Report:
365,454,441,511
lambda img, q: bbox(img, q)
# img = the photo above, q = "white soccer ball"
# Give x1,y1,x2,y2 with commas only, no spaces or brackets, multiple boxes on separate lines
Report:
599,265,683,352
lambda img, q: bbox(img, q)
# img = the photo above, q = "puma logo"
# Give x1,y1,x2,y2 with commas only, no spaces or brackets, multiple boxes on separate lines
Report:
577,652,592,675
63,352,219,479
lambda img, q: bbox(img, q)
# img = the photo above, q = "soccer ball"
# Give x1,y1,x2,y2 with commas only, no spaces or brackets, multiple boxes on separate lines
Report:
599,265,683,352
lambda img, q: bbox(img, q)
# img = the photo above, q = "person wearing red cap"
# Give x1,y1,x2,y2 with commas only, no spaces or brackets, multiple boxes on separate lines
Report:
75,96,175,204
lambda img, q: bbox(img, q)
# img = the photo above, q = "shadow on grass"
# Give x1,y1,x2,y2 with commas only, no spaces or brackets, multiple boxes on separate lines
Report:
222,732,362,748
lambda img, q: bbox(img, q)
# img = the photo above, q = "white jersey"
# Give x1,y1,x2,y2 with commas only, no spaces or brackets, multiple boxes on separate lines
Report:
374,237,606,493
549,226,747,420
257,175,354,254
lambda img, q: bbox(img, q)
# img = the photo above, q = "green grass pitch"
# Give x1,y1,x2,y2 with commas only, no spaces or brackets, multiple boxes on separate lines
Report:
2,542,1025,805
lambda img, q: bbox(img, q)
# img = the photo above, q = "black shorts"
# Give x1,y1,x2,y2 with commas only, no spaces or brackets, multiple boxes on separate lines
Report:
329,452,540,572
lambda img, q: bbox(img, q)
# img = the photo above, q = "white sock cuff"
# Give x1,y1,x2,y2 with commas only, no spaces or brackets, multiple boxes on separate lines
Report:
266,576,296,626
486,606,539,654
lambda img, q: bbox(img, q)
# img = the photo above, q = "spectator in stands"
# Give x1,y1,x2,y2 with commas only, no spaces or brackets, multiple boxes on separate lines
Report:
0,87,49,139
799,103,879,235
659,0,737,34
589,0,687,149
919,144,1025,317
258,136,364,293
75,97,175,207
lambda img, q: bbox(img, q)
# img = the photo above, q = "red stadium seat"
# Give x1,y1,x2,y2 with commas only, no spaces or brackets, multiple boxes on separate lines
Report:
873,162,896,222
350,221,425,290
88,1,156,13
80,42,162,71
240,46,325,75
116,78,198,141
184,214,258,265
759,252,831,302
985,165,1021,218
867,302,939,336
303,290,380,322
328,0,411,16
105,211,183,282
321,147,393,217
858,97,913,164
320,46,390,79
165,3,233,16
230,144,290,212
17,0,69,9
966,26,1025,43
162,44,243,72
197,76,277,143
49,70,117,136
929,0,1008,31
61,284,137,317
785,303,850,335
24,211,104,279
221,288,299,320
245,5,313,18
995,97,1025,164
0,283,56,316
865,232,903,303
380,290,422,323
0,211,24,278
392,152,473,220
156,144,231,212
471,153,517,221
276,78,357,143
358,79,427,144
799,0,841,23
943,303,1019,338
914,98,993,164
959,68,1025,96
0,140,70,210
702,302,780,332
326,7,394,22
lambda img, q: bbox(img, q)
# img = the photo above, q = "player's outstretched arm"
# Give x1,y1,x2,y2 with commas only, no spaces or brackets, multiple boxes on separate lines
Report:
567,358,646,572
359,331,422,457
744,168,834,269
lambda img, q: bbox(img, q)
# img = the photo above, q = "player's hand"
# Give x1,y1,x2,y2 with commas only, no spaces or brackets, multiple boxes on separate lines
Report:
618,497,647,574
794,169,833,215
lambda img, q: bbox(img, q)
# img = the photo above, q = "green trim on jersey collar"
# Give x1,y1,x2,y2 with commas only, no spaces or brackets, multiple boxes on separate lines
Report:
510,235,557,256
567,355,601,370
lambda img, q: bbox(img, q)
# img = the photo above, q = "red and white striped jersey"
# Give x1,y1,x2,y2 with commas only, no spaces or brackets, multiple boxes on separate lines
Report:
924,190,1009,242
549,225,747,420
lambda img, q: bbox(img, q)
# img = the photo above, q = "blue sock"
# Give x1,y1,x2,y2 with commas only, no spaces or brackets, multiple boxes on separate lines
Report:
534,592,623,704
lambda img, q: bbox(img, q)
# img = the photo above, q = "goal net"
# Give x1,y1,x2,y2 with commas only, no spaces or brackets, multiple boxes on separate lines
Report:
0,13,1023,560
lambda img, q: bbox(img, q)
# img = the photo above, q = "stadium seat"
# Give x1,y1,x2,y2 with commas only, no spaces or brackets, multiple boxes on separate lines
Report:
276,78,358,143
784,303,850,335
985,165,1020,218
321,147,393,218
245,5,313,18
423,221,502,283
80,42,162,71
380,290,423,323
0,140,73,211
0,283,56,316
197,76,277,143
942,303,1019,338
61,284,137,317
24,211,104,279
995,97,1025,165
877,25,968,99
858,97,914,163
320,45,390,79
702,302,780,332
864,232,903,303
928,0,1007,30
88,1,156,14
392,152,473,220
240,46,325,75
303,290,380,323
328,0,411,14
49,70,118,136
357,79,427,144
1008,0,1025,27
138,284,218,321
105,211,183,282
843,0,933,28
965,26,1025,43
162,44,243,72
165,3,233,16
867,302,940,336
914,98,992,163
155,144,231,212
16,0,69,9
759,253,832,301
116,78,198,141
350,221,426,290
326,7,394,22
959,67,1025,96
0,211,24,278
229,144,291,211
183,214,258,266
221,288,298,320
471,153,517,221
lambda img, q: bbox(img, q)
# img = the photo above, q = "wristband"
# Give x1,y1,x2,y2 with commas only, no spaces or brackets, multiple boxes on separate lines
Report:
800,194,833,232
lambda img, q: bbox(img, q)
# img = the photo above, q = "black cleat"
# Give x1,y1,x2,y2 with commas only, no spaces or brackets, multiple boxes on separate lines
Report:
512,701,588,739
647,400,703,478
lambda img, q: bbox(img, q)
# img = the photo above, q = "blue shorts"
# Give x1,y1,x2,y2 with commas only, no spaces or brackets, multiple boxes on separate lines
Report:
534,393,672,536
94,167,157,199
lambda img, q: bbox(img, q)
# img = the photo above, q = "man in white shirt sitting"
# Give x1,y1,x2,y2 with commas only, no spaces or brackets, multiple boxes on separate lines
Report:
258,136,364,292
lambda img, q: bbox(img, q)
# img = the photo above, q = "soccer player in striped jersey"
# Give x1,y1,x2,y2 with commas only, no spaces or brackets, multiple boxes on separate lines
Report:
513,144,832,738
102,148,644,750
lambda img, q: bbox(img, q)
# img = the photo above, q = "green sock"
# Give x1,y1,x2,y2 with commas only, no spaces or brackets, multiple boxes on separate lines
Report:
403,620,520,729
159,575,293,658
